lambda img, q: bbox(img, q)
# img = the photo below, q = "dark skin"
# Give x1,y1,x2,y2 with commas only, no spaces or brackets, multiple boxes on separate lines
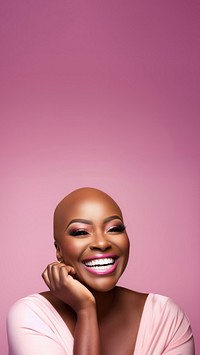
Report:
41,188,148,355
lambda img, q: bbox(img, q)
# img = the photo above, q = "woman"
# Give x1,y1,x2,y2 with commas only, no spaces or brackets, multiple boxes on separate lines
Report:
7,187,195,354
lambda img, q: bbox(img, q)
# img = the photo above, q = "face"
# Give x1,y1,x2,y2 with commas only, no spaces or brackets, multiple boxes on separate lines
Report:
54,189,130,292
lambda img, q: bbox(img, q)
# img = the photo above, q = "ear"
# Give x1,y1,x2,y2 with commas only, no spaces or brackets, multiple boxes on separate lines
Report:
54,241,64,262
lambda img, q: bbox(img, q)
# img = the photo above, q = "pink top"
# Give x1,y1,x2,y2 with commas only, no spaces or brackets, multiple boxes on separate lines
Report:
7,293,194,355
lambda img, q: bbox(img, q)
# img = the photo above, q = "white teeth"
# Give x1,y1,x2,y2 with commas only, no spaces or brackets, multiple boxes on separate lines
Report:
89,264,114,271
84,258,115,267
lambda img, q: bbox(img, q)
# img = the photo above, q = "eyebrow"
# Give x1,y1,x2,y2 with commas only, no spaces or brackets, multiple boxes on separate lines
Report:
66,215,122,229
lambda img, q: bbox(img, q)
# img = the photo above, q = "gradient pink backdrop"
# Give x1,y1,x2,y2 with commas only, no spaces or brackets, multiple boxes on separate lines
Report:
1,1,199,354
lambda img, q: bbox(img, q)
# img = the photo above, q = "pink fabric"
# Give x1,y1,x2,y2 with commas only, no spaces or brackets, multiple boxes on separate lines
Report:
7,293,194,355
134,294,194,354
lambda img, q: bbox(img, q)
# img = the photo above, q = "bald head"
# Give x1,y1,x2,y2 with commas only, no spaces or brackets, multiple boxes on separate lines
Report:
53,187,123,241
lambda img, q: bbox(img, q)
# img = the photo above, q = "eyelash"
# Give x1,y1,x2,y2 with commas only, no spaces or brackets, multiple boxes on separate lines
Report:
70,229,89,237
69,225,126,237
107,225,126,233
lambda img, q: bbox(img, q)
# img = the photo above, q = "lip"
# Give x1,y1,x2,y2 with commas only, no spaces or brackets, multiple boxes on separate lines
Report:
81,254,119,276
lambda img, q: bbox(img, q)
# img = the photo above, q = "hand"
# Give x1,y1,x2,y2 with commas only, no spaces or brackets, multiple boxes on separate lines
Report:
42,262,96,313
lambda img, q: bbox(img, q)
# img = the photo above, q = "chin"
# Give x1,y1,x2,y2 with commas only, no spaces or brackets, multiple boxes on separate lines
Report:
76,264,126,293
83,276,119,293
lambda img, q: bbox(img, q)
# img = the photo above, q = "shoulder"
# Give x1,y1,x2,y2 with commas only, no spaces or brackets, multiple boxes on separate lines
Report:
117,289,193,339
7,294,41,320
7,293,73,339
7,294,74,354
7,293,59,332
8,293,49,314
133,293,195,354
147,293,190,323
142,293,191,328
143,294,194,347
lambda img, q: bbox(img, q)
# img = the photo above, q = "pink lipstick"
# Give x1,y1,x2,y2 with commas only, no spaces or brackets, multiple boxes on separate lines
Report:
82,254,118,275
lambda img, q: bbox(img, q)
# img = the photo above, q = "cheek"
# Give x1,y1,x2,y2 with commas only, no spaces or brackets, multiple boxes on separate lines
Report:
120,235,130,265
120,235,130,272
61,239,86,260
120,234,130,253
63,248,77,262
112,235,130,260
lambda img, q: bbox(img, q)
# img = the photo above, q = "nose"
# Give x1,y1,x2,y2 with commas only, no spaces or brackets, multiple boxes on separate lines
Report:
89,232,111,252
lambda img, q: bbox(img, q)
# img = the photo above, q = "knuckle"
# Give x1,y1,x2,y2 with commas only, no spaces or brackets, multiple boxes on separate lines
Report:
51,264,57,270
47,264,52,272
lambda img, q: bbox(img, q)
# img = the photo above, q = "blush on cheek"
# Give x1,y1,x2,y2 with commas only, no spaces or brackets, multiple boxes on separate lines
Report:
62,240,79,254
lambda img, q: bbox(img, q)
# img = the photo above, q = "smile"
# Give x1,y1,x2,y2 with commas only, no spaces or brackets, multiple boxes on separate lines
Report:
82,255,118,275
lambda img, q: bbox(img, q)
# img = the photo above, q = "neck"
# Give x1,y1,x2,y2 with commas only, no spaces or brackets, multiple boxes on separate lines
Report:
89,286,118,320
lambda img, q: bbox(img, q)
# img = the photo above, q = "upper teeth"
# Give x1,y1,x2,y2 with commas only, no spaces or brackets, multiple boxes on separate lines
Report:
84,258,115,267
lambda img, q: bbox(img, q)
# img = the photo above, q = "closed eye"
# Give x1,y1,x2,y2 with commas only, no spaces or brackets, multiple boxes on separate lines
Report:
107,225,126,233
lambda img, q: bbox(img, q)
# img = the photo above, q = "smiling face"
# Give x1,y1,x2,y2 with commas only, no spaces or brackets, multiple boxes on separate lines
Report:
54,188,130,292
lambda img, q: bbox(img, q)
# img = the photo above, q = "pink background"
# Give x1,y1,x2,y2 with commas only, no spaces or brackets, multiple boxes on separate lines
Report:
1,1,199,353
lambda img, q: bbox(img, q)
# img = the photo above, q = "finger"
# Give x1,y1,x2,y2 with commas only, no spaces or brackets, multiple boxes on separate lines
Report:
63,265,76,276
48,263,74,290
42,268,51,289
42,262,76,291
54,263,76,277
59,265,75,285
44,262,60,290
51,263,66,289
